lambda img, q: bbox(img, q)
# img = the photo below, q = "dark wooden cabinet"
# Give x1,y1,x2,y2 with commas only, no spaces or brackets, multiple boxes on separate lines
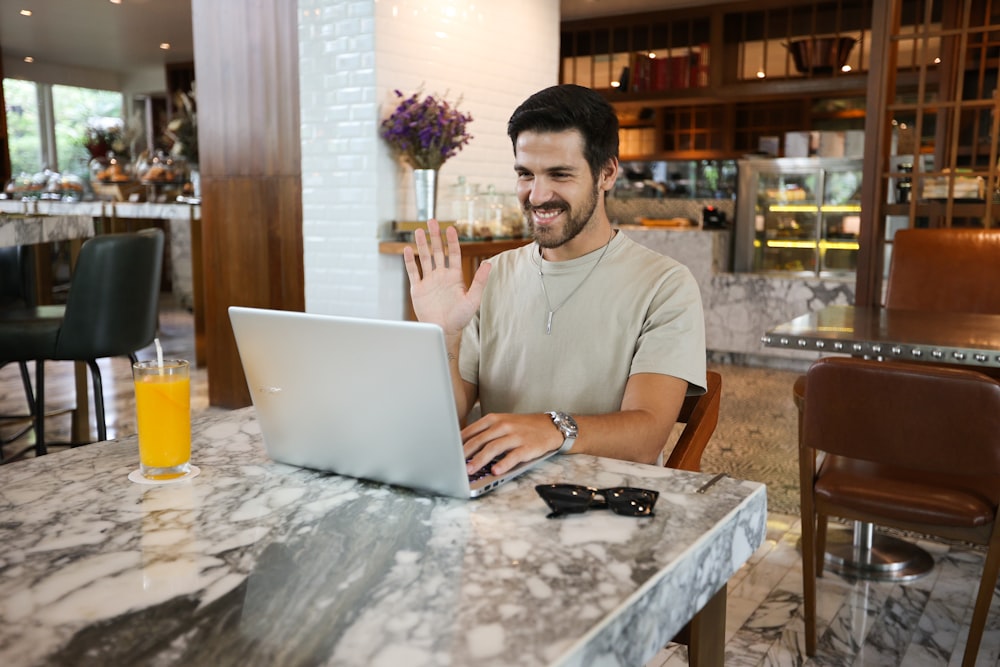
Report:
561,0,875,160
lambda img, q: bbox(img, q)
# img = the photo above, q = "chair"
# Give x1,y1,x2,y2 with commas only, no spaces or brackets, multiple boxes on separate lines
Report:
793,227,1000,420
800,357,1000,666
664,370,722,472
662,370,723,666
0,229,164,457
0,246,39,453
884,227,1000,314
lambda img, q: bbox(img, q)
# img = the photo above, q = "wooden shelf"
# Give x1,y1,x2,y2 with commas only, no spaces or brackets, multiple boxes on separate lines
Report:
884,201,994,218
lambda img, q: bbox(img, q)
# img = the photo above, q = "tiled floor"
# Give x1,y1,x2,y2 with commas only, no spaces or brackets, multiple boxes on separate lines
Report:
2,302,999,666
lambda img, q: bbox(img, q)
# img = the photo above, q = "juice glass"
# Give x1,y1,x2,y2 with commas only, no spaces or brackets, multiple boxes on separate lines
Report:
133,359,191,480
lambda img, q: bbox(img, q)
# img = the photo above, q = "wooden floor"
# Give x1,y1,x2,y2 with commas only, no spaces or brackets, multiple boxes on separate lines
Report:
1,300,999,666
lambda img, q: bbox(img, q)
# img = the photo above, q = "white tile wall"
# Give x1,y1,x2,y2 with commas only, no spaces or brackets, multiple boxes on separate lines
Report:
299,0,559,319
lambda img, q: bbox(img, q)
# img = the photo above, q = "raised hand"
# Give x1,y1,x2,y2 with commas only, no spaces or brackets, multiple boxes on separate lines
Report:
402,219,491,336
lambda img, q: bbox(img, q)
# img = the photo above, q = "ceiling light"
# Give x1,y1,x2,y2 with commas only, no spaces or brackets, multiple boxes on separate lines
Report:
160,43,171,50
19,9,32,17
23,56,34,63
110,0,123,5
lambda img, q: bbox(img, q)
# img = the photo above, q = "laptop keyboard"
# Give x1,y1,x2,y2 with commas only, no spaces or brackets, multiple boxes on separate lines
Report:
468,454,505,482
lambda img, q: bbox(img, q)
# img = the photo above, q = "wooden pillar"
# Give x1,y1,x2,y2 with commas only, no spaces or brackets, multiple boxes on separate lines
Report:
855,0,899,308
191,0,305,408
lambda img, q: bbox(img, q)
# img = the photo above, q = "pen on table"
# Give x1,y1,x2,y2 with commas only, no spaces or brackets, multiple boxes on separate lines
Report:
695,472,726,494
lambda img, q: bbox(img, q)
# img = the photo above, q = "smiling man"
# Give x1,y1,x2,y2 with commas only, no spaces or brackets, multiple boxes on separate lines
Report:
403,84,706,477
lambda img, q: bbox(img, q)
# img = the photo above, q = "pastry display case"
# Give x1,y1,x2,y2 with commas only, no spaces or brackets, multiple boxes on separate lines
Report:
734,157,863,276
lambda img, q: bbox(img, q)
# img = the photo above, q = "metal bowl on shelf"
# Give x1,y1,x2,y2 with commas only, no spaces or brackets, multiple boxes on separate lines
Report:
784,37,857,75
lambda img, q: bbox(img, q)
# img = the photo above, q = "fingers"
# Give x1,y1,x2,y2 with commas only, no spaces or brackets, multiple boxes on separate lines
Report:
444,224,462,270
427,218,446,270
462,414,546,476
411,219,460,276
402,245,421,284
466,261,491,304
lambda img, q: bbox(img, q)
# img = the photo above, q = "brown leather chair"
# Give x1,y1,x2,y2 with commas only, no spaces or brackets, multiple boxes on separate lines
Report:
884,227,1000,313
665,370,722,472
799,357,1000,666
794,227,1000,413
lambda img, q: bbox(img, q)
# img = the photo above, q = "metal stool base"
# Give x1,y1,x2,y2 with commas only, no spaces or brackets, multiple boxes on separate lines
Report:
823,526,935,582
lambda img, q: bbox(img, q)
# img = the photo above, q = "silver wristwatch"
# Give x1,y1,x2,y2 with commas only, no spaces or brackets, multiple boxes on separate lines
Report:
546,411,578,454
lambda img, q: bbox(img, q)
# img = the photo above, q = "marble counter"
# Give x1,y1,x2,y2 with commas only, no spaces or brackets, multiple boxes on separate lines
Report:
0,408,766,667
0,201,202,339
620,226,855,369
0,213,95,247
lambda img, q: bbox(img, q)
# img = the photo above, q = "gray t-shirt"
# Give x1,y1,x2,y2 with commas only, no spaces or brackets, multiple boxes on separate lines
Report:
460,231,706,418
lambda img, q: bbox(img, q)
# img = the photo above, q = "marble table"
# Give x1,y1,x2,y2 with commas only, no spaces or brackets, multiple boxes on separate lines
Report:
0,212,95,249
0,408,767,667
762,304,1000,369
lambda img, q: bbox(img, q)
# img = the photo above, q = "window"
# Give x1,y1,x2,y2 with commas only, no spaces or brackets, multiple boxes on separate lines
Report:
3,78,123,180
53,84,125,179
3,78,43,177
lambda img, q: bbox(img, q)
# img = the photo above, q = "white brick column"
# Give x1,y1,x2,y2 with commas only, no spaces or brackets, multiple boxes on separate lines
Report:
298,0,559,319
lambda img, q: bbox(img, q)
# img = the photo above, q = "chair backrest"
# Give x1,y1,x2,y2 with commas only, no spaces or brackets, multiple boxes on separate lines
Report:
54,229,164,360
803,357,1000,480
0,245,36,308
885,228,1000,313
664,370,722,472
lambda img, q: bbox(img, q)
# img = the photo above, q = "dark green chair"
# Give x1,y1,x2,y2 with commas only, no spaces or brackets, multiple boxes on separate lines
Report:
0,245,39,454
0,229,164,457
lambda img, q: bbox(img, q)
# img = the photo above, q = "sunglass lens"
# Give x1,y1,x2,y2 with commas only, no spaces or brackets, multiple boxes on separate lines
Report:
605,487,659,517
535,484,595,516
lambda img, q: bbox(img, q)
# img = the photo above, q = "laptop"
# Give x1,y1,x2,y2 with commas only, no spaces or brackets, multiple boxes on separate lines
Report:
228,306,556,498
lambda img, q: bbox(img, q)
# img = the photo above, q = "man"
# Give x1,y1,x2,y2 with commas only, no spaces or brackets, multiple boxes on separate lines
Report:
403,84,706,478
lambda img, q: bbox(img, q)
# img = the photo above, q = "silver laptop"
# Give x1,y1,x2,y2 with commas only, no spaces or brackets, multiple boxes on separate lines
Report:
228,306,555,498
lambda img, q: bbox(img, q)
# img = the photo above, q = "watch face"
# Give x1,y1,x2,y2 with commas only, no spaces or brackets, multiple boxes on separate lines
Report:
556,412,577,437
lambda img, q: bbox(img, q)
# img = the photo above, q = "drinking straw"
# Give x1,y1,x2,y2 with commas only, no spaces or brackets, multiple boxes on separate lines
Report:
154,337,164,368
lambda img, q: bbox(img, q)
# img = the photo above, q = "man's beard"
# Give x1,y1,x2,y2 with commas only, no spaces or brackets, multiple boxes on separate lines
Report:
526,185,600,249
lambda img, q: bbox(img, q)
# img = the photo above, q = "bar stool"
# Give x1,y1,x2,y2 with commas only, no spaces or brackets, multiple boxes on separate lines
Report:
0,230,164,456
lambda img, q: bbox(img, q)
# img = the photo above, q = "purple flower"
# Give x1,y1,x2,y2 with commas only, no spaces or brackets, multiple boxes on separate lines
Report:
379,89,474,169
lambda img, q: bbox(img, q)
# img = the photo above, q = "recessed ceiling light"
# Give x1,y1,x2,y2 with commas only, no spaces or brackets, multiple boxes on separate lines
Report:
24,56,34,63
160,43,171,50
110,0,123,5
19,9,32,16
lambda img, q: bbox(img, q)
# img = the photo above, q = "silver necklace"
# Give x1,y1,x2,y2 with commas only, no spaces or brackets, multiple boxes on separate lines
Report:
536,229,614,335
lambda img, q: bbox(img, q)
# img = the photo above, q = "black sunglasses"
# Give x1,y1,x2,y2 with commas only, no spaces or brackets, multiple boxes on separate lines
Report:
535,484,659,519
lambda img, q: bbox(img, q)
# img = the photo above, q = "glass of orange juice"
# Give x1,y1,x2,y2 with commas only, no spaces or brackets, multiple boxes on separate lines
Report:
133,359,191,480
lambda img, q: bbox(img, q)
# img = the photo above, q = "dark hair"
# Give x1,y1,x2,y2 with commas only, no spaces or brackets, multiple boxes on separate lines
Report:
507,84,619,179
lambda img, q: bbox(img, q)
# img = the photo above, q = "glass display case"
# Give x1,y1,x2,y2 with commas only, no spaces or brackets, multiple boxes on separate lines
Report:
734,157,863,276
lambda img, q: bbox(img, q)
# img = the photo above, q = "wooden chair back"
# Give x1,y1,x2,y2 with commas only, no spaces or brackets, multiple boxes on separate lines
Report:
664,370,722,472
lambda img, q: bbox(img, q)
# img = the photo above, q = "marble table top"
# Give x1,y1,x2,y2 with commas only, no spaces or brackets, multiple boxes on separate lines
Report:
0,408,767,667
0,213,95,248
0,199,199,221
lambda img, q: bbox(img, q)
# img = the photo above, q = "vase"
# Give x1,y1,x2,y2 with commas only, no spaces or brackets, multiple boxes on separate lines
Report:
412,168,438,221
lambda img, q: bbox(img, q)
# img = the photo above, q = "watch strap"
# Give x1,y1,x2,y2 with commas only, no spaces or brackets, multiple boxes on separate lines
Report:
546,411,578,454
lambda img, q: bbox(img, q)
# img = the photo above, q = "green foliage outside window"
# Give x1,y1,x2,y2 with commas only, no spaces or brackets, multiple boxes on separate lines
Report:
3,79,41,177
3,78,124,180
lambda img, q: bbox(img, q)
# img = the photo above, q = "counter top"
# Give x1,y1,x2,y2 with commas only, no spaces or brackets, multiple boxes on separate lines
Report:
0,199,199,219
0,213,95,247
0,408,766,667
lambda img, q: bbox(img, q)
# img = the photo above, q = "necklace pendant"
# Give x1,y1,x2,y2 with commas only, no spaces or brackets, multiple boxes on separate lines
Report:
545,311,554,335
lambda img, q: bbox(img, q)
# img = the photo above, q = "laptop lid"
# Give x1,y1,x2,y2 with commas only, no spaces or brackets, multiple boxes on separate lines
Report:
228,307,551,498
